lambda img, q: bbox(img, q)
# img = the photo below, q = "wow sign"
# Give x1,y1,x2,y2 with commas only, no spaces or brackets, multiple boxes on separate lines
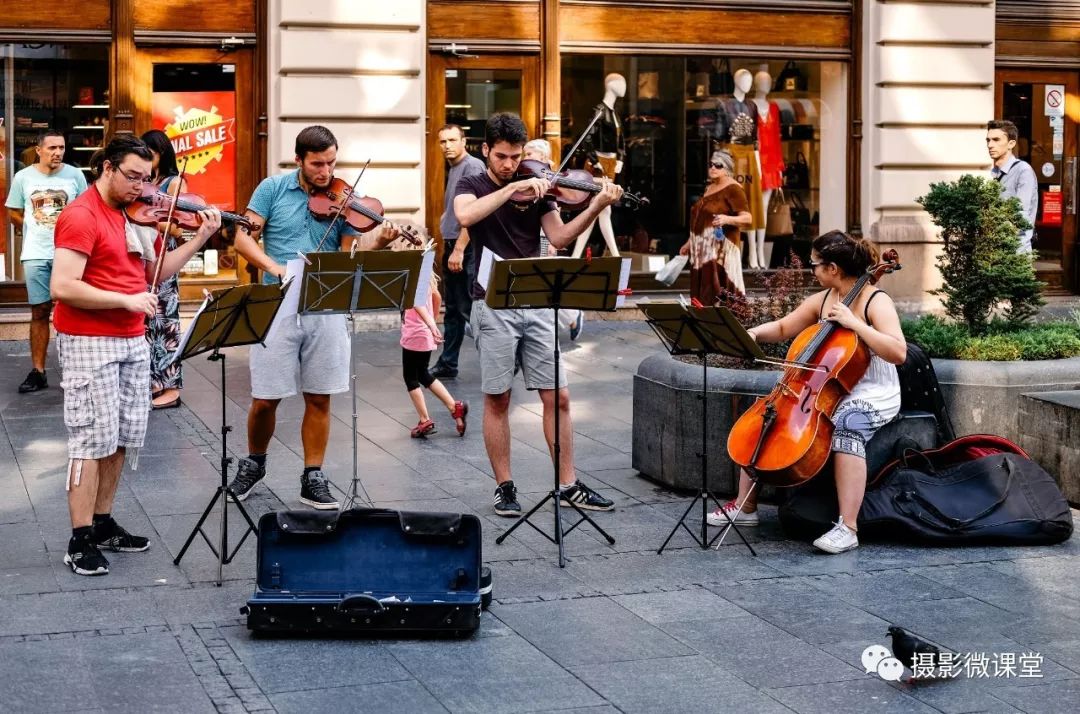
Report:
152,91,237,210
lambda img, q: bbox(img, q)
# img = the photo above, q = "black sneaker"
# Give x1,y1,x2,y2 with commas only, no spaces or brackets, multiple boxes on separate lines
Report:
64,538,109,576
227,457,265,502
300,470,340,510
431,365,458,380
493,480,521,517
18,369,47,393
91,518,150,552
559,480,615,511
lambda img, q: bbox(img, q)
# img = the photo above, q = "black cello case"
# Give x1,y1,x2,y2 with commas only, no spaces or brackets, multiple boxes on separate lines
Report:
245,508,485,636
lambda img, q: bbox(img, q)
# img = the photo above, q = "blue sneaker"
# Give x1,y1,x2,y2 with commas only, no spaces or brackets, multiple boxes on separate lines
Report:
569,311,584,341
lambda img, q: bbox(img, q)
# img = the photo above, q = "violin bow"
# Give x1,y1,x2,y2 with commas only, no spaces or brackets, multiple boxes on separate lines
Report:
314,160,368,253
555,105,605,175
150,156,188,292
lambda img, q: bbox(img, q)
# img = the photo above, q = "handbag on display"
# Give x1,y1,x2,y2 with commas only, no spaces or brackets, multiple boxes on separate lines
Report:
774,61,808,92
709,59,735,96
784,152,810,190
790,193,813,240
765,189,794,238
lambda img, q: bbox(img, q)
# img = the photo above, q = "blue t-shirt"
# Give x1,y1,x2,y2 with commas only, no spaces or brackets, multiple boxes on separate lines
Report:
5,163,87,261
247,170,357,284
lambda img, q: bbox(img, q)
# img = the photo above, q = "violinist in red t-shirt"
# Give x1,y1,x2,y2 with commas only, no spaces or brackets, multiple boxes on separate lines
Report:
49,135,221,577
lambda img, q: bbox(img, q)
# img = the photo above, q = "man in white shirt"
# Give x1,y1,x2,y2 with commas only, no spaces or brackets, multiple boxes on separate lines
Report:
5,130,87,393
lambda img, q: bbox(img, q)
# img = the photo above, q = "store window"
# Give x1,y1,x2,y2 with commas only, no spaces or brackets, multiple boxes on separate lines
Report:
1,43,109,281
561,55,847,268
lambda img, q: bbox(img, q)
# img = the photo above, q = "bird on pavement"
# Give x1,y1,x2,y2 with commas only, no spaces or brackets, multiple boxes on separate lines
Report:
887,625,943,675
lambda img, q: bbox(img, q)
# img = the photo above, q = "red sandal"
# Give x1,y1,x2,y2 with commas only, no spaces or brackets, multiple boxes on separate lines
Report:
410,419,436,438
451,401,469,436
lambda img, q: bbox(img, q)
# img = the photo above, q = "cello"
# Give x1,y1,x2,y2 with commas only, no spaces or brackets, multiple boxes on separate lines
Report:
726,249,901,488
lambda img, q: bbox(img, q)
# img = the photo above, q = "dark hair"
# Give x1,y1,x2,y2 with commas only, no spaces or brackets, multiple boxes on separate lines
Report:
438,123,466,138
484,113,527,149
36,129,65,146
140,129,180,180
90,135,153,178
295,125,338,160
811,230,879,277
987,120,1019,142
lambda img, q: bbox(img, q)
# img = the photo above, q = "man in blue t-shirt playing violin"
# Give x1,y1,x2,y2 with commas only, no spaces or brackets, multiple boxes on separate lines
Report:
227,125,401,509
453,112,622,517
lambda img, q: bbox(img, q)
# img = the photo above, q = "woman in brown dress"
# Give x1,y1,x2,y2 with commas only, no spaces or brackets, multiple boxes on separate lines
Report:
679,149,752,304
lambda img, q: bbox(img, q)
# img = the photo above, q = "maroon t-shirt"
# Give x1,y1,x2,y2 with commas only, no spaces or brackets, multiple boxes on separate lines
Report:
453,171,557,299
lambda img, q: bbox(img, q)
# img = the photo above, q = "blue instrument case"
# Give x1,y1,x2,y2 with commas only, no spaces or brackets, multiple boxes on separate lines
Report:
245,508,484,636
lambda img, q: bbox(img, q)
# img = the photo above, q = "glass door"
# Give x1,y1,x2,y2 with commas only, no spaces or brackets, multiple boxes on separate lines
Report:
996,69,1079,292
426,53,538,243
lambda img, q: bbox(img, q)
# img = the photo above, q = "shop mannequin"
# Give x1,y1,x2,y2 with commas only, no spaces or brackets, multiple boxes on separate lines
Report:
752,70,783,269
715,68,766,268
572,73,625,258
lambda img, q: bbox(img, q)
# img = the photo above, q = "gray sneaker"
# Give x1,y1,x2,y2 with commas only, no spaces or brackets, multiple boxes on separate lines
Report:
227,458,265,502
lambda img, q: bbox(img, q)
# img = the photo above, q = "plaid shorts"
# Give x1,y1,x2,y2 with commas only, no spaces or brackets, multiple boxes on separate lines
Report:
57,333,151,462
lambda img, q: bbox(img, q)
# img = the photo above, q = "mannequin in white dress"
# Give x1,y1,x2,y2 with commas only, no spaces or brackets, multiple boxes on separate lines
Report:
572,73,625,258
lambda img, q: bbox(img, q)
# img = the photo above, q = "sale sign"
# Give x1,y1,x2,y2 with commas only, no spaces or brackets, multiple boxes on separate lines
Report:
152,91,237,210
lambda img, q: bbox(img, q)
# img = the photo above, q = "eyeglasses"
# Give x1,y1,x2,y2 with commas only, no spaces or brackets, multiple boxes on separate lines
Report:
709,162,726,169
808,260,825,269
114,167,151,185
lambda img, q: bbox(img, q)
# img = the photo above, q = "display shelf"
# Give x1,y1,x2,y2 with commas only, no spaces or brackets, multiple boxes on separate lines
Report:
73,125,105,130
71,104,109,110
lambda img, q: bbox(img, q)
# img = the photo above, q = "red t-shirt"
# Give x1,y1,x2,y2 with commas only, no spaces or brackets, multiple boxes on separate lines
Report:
53,185,149,338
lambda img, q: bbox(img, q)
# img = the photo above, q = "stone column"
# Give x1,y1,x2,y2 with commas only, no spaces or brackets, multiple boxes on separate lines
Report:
268,0,425,222
862,0,996,308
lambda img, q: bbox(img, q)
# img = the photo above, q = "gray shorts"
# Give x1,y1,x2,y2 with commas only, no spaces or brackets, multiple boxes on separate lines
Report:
831,397,896,459
471,301,566,394
57,333,151,461
250,313,350,399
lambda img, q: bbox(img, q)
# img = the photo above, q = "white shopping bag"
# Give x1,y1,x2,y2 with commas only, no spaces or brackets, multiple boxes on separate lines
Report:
654,254,688,286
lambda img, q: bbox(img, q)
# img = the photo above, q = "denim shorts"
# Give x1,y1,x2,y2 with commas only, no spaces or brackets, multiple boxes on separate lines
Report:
249,313,350,399
57,334,151,461
22,259,53,305
471,301,566,394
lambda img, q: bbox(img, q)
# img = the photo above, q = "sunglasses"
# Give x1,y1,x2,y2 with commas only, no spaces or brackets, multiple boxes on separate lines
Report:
709,162,726,169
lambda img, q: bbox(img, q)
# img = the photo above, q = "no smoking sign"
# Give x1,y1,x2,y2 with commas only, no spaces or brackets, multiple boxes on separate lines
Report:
1044,85,1065,117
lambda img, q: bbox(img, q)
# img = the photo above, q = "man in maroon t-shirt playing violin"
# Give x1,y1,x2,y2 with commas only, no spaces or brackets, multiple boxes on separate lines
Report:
50,135,221,576
453,112,622,517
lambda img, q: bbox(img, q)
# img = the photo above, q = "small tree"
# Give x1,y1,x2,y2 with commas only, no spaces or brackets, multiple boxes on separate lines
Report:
917,174,1043,334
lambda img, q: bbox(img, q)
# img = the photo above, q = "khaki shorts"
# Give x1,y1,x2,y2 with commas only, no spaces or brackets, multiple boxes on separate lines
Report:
57,334,151,461
471,301,566,395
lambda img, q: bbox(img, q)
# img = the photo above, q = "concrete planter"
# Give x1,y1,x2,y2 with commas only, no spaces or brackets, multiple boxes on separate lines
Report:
932,357,1080,442
632,353,1080,491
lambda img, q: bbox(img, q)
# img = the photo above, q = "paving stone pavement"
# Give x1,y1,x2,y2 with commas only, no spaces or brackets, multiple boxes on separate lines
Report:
1,321,1078,713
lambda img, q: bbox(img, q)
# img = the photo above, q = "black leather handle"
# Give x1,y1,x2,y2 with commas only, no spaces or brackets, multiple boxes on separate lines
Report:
337,594,386,613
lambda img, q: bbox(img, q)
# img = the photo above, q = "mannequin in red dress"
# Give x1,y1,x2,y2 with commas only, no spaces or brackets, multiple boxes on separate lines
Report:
751,70,784,269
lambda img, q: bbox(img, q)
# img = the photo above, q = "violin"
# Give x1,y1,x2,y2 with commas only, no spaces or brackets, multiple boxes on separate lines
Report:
726,250,902,488
307,177,421,245
126,184,251,231
509,159,648,211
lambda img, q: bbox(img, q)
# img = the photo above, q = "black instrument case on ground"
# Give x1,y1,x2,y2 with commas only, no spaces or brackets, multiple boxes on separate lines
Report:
245,508,483,636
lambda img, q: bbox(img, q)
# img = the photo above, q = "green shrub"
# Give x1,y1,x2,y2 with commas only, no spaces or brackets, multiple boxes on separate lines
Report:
903,314,1080,361
917,175,1043,334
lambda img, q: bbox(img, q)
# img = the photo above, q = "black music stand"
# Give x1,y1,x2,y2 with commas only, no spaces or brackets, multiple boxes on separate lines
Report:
490,255,630,567
298,248,430,510
644,303,767,555
172,283,286,585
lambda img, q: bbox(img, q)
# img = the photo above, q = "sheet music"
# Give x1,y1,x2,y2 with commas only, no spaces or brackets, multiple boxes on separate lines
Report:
412,249,436,308
264,257,305,344
477,247,504,292
168,293,211,366
616,257,632,308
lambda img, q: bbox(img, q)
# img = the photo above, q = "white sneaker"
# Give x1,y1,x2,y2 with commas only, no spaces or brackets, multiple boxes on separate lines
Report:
707,501,759,527
813,517,859,554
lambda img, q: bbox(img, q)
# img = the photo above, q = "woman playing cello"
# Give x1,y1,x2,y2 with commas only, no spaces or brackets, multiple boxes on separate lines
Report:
713,231,908,553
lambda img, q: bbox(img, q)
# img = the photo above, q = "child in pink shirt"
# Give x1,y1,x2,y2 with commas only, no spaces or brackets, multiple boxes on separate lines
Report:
400,258,468,438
